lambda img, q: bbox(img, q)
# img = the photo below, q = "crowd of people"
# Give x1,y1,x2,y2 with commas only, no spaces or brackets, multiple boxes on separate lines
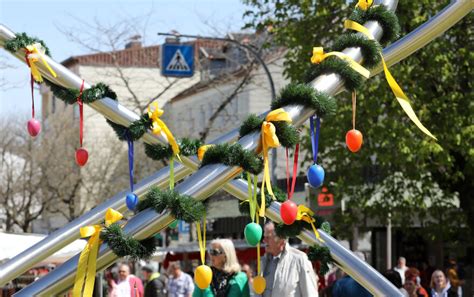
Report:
102,222,466,297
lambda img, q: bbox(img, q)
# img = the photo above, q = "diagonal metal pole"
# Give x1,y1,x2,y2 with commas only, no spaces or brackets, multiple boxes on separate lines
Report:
13,0,406,295
1,0,471,294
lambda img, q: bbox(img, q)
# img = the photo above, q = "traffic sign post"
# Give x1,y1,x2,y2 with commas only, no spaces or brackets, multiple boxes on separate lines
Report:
161,43,194,77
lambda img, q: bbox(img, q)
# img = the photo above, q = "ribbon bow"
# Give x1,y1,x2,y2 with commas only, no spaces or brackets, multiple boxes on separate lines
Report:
296,205,324,242
25,43,57,83
197,144,214,161
311,47,370,79
73,208,123,297
259,108,292,217
343,20,436,139
148,102,180,156
356,0,373,11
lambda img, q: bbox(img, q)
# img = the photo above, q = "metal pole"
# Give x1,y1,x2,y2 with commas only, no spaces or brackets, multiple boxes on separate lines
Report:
15,1,405,295
1,0,471,293
387,213,392,270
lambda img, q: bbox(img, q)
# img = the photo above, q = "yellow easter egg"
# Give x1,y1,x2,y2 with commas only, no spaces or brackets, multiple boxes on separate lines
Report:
253,275,266,294
194,265,212,289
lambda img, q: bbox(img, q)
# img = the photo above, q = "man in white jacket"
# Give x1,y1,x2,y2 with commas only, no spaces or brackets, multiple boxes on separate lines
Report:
259,221,319,297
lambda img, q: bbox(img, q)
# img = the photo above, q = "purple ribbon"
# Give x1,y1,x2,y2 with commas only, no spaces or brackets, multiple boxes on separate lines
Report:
127,132,134,192
309,116,320,164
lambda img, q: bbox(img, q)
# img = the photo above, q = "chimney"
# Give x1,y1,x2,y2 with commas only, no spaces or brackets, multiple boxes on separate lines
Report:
125,35,142,49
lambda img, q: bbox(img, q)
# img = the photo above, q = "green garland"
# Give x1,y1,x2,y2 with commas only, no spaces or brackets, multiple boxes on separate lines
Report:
200,143,264,175
271,83,337,118
239,114,299,148
349,4,400,44
332,34,382,69
308,245,334,275
107,114,152,142
137,187,206,223
275,213,331,239
46,80,118,105
4,32,51,56
144,138,203,161
304,56,364,91
101,223,157,259
238,185,287,216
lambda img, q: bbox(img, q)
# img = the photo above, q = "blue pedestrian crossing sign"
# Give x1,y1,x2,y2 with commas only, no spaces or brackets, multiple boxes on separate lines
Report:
161,43,194,77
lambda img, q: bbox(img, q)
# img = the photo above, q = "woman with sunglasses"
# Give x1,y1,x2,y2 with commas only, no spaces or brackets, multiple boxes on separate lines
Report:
193,239,250,297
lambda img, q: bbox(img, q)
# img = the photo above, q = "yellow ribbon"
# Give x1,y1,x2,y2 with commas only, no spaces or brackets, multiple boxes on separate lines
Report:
197,144,214,161
296,205,324,242
73,208,123,297
355,0,373,11
344,20,437,139
148,102,181,156
25,43,57,83
311,47,370,79
196,214,207,264
259,108,292,217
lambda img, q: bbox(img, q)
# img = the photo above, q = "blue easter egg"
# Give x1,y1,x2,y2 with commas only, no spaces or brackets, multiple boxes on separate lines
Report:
126,193,138,210
307,164,325,188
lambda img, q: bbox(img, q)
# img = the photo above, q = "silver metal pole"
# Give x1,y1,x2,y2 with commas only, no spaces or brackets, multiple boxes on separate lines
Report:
387,213,392,270
2,0,468,292
15,1,405,295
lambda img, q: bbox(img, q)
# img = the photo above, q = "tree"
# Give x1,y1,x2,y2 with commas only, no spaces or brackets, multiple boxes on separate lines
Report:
243,0,473,251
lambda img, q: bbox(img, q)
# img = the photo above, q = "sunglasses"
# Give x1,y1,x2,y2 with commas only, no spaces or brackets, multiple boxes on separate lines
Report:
208,248,224,256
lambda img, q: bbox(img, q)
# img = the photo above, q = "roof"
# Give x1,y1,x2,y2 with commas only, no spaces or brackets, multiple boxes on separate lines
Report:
61,38,227,68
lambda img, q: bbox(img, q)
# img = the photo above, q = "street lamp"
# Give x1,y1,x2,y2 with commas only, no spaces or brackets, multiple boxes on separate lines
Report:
157,31,276,101
158,31,279,183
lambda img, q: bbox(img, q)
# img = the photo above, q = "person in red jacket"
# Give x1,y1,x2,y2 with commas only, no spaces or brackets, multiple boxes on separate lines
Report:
114,263,144,297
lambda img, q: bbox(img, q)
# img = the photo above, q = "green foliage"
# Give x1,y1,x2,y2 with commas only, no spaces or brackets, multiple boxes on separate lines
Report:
145,138,203,161
349,5,400,44
332,34,382,68
272,83,337,118
275,214,329,239
200,143,264,175
46,80,118,105
239,186,287,216
108,114,152,142
304,56,364,91
239,114,300,148
137,187,206,223
4,32,51,56
308,245,334,275
101,223,157,259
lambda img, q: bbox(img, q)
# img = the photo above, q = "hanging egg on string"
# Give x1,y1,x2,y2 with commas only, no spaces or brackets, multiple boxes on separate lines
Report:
27,118,41,137
307,164,325,188
280,200,298,225
75,148,89,166
346,129,363,152
195,265,212,289
253,276,266,294
126,193,138,210
244,222,262,246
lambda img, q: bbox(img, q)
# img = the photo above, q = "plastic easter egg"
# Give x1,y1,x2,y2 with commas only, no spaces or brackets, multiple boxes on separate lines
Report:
194,265,212,289
253,276,266,294
75,148,89,166
280,200,298,225
27,118,41,137
244,222,262,246
346,129,363,152
126,193,138,210
307,164,325,188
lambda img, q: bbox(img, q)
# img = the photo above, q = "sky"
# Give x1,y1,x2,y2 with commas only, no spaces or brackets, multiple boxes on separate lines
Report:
0,0,248,116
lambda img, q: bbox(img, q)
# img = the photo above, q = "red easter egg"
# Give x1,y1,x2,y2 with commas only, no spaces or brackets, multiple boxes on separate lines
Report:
280,200,298,225
345,129,363,153
75,148,89,166
27,118,41,137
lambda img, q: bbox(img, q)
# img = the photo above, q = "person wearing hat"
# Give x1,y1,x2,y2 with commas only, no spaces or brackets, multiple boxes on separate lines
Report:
141,265,168,297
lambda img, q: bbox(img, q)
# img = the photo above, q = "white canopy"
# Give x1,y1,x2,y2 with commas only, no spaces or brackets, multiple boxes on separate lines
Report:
0,232,86,265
